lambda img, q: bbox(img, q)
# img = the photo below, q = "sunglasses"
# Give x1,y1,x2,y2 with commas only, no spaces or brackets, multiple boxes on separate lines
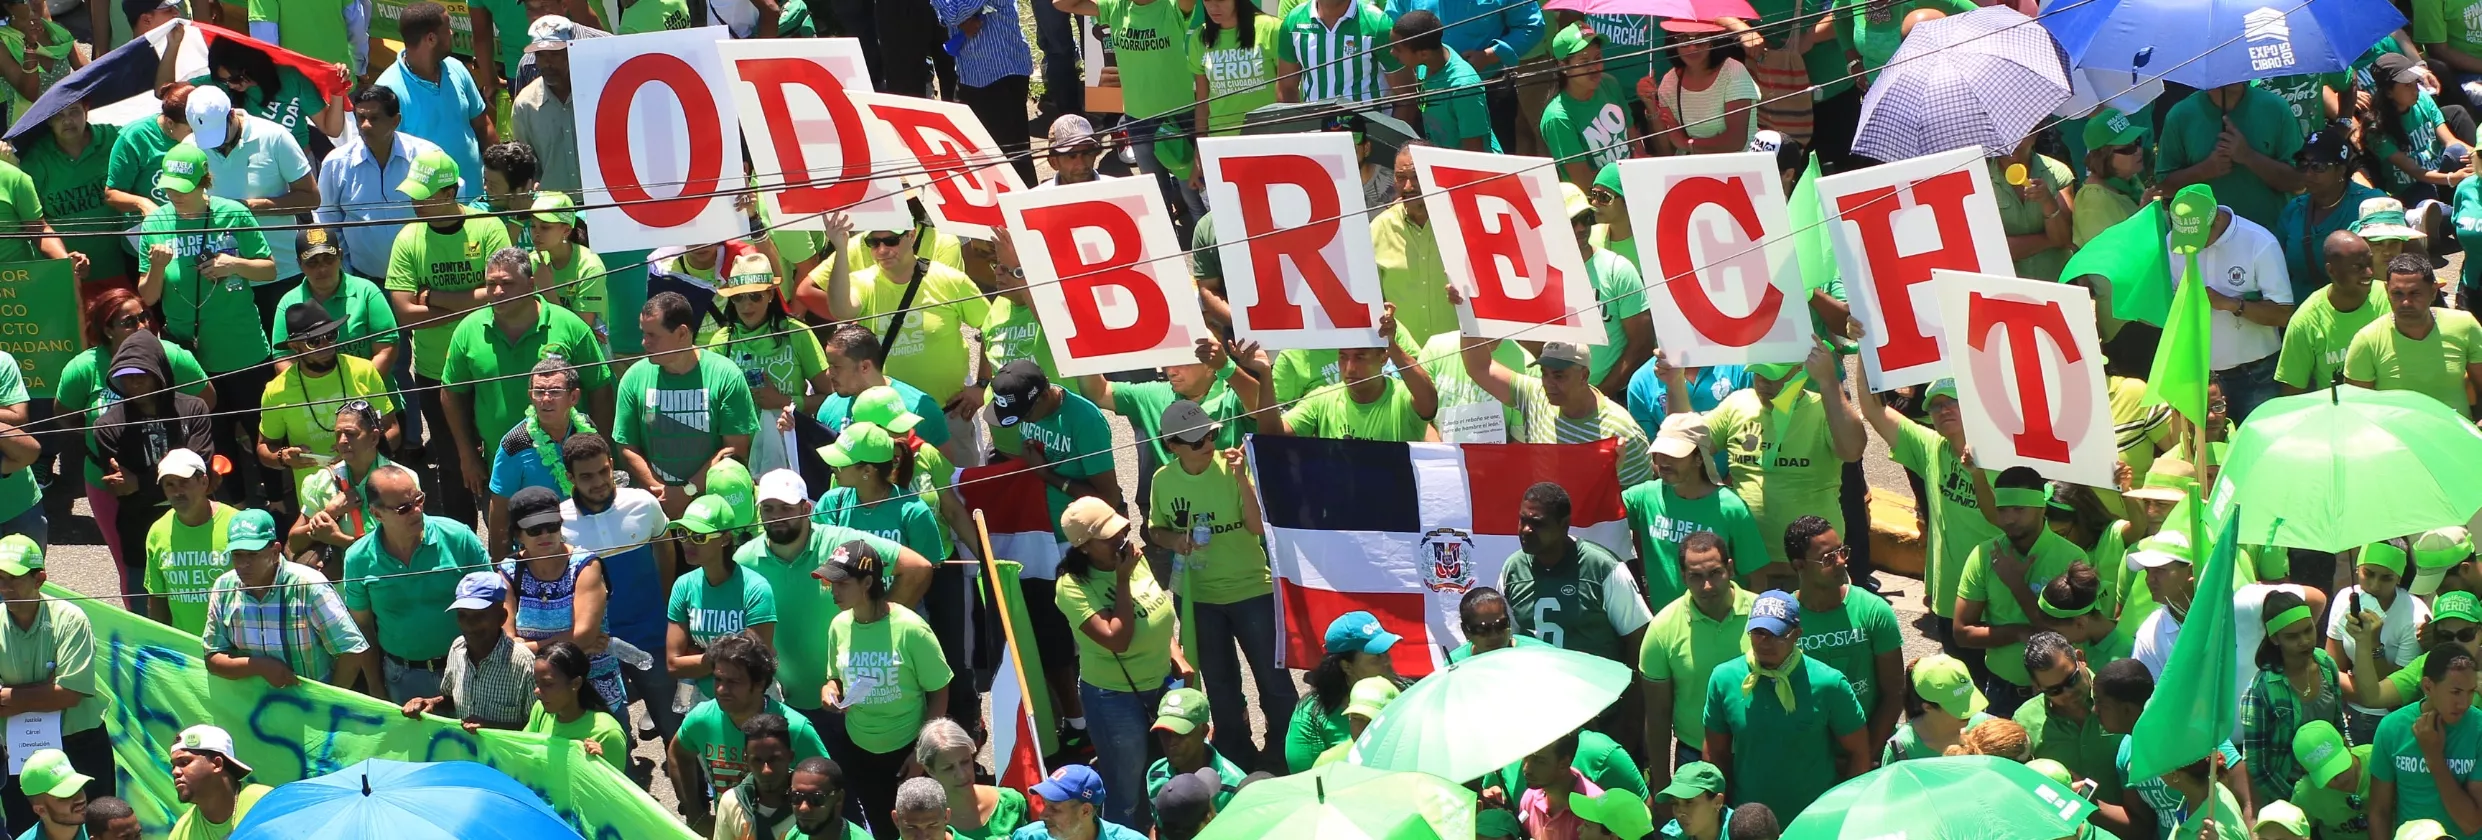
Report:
2112,146,2142,157
730,291,769,305
2036,667,2083,697
684,530,725,545
108,314,143,330
214,72,251,87
521,522,563,538
529,387,571,398
864,234,906,248
1588,188,1618,204
2303,161,2346,172
1465,618,1511,635
387,496,424,516
2441,626,2481,644
294,334,334,349
789,791,837,807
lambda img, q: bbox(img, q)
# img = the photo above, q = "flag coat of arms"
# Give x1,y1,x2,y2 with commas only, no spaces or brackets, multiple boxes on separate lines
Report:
1248,436,1629,675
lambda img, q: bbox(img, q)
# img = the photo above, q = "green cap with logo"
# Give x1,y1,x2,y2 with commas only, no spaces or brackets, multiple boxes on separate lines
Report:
1910,653,1988,719
0,534,41,576
704,458,757,533
531,190,578,226
1550,22,1603,60
1152,688,1210,735
2292,719,2355,791
399,148,463,201
820,421,899,468
670,494,736,535
2436,590,2482,624
1657,761,1726,801
18,749,89,800
2081,107,2149,152
853,386,924,435
2167,184,2217,255
226,508,280,553
157,142,210,194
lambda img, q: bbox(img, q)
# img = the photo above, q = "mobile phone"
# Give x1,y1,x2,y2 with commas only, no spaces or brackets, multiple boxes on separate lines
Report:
2072,778,2098,798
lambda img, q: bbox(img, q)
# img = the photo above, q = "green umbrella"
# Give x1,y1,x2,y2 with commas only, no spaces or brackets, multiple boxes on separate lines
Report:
1352,645,1632,784
1196,762,1474,840
1786,755,2096,840
2218,385,2482,551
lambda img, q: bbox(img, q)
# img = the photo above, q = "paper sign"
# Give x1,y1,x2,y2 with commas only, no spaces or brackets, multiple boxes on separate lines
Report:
572,27,749,249
863,93,1028,240
1198,133,1385,351
1408,146,1602,347
1932,269,2116,487
1816,147,2013,390
1615,153,1810,367
1434,402,1508,444
1002,177,1213,378
719,38,912,233
7,710,58,774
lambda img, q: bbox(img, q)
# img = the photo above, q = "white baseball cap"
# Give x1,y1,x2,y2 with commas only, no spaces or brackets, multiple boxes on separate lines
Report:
156,448,208,481
185,85,233,150
2125,533,2195,570
757,469,809,505
173,724,253,775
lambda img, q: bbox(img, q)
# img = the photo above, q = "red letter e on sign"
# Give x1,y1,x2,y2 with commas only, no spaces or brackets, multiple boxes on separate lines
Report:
1406,146,1601,346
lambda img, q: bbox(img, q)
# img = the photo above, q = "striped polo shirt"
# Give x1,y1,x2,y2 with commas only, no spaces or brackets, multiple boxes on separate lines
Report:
1278,0,1400,104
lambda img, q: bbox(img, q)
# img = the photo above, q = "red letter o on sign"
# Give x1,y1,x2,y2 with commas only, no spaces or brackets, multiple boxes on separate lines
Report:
595,53,726,230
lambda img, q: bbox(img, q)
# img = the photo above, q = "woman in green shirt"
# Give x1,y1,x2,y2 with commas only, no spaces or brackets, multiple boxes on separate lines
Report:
816,422,950,564
1285,610,1402,772
1993,135,2076,282
1882,654,1995,763
527,192,609,338
820,538,952,836
2243,590,2343,805
199,38,343,152
2073,110,2151,247
701,253,832,432
525,641,627,773
1057,496,1187,828
916,717,1028,839
1188,0,1281,139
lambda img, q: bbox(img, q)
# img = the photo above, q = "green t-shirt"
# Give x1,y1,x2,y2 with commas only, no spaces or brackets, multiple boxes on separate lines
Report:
2257,73,2347,140
1191,17,1283,136
249,0,354,65
1704,388,1844,568
105,114,178,210
824,604,954,754
1624,481,1769,607
1638,587,1754,750
816,488,949,562
2291,743,2372,840
1267,321,1415,404
192,69,328,151
2375,94,2452,194
1418,332,1529,440
1502,540,1653,664
1507,373,1654,487
1097,0,1198,120
0,358,26,521
1008,390,1116,543
339,517,482,662
734,525,910,711
534,247,611,329
274,274,400,363
1285,695,1350,773
2375,699,2482,838
667,564,780,697
0,159,46,265
676,697,830,797
1283,380,1429,441
144,503,237,636
700,317,827,399
1584,249,1649,384
137,197,274,372
1417,52,1498,151
165,783,269,840
1539,77,1634,176
2415,0,2482,61
1056,557,1177,693
982,296,1058,380
2018,692,2128,804
2157,86,2305,229
2345,310,2482,418
257,356,401,489
18,121,130,282
1110,379,1252,468
613,352,760,485
385,209,514,381
1482,728,1651,800
2276,285,2387,391
1989,156,2075,282
1960,529,2104,687
524,705,629,773
1838,0,1975,79
1886,418,1998,619
1149,456,1273,605
1794,588,1902,714
1704,653,1866,818
1882,712,1999,763
443,303,612,448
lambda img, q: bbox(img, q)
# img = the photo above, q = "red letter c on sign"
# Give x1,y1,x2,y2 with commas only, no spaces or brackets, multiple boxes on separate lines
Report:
594,52,727,230
1656,175,1782,348
1965,293,2082,462
1019,201,1171,357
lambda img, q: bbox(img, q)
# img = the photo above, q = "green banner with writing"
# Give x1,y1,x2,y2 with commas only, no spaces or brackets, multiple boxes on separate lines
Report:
0,259,79,399
371,0,481,57
65,585,695,840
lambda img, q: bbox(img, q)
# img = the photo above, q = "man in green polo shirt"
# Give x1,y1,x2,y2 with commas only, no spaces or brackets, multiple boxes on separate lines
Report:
341,463,487,703
1144,688,1247,809
443,246,612,550
1702,589,1867,819
2345,254,2482,418
0,534,114,827
2277,231,2384,394
1861,378,1997,658
2158,82,2305,230
1639,533,1752,791
1957,468,2104,713
387,149,513,527
733,468,930,732
2291,720,2373,840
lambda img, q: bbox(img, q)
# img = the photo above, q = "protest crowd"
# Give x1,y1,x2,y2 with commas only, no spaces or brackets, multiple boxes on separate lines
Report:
0,0,2458,837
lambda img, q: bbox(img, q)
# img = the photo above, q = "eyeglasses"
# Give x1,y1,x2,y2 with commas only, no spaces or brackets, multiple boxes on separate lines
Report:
998,265,1026,280
2303,161,2345,172
521,522,563,538
2208,398,2229,414
864,234,906,249
2036,667,2084,697
1809,545,1852,564
528,387,571,398
108,314,143,330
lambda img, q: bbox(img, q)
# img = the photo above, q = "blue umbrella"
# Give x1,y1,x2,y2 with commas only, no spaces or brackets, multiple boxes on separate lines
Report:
2040,0,2403,89
1852,7,2072,162
231,759,582,840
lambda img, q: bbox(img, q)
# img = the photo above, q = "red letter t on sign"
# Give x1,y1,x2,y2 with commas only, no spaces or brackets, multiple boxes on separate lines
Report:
1965,293,2082,463
1833,170,1984,373
1019,201,1171,358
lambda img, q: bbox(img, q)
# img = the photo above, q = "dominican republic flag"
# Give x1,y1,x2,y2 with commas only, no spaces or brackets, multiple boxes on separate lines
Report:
1249,436,1628,677
983,556,1053,791
6,20,348,143
954,461,1069,579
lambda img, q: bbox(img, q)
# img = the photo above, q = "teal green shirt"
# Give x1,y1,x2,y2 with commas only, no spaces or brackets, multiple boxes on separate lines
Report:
2156,86,2305,230
339,517,487,661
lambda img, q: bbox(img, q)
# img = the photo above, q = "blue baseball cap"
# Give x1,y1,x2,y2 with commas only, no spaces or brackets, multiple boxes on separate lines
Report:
1324,611,1402,656
1749,590,1801,637
1031,765,1106,805
446,571,507,611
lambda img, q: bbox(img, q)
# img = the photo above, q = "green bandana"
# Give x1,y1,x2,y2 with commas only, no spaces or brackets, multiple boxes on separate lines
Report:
2266,604,2314,635
1995,488,2049,509
2039,587,2097,619
525,407,598,498
1743,648,1806,711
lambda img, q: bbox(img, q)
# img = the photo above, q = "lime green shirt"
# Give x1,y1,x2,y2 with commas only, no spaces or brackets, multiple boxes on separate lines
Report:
824,604,954,754
1886,418,1998,619
2344,309,2482,418
1190,17,1283,135
165,783,270,840
1960,528,2105,686
2290,743,2372,840
257,356,400,489
250,0,355,65
1638,586,1753,750
524,705,628,773
1149,456,1273,605
385,209,514,382
144,503,237,636
1056,557,1176,693
2275,285,2386,391
849,260,991,405
1372,206,1457,345
533,246,610,329
1282,379,1429,441
1704,388,1844,568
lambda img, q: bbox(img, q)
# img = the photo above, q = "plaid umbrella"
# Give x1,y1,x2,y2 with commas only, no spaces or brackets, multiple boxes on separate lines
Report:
1851,6,2072,162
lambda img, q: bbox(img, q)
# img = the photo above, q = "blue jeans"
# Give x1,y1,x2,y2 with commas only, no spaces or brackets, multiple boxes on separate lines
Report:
1029,0,1081,115
1080,680,1160,831
1186,594,1295,769
2216,353,2282,425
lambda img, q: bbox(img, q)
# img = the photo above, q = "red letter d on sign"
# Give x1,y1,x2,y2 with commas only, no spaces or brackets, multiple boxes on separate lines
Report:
1217,155,1372,332
734,56,871,216
594,52,727,230
1019,201,1170,358
1965,293,2082,463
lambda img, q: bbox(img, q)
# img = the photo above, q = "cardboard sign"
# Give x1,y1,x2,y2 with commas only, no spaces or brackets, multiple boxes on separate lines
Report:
1002,177,1212,377
1615,153,1810,367
1933,269,2115,487
1197,133,1385,351
719,38,912,233
0,259,76,399
1815,147,2013,390
1408,146,1602,347
572,27,749,249
863,93,1027,239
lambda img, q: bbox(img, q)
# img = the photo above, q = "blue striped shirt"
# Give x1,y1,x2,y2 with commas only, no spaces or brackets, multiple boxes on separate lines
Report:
932,0,1036,89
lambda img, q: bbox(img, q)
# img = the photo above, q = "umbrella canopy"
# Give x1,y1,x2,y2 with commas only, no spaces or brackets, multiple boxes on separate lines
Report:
1541,0,1758,20
1197,762,1475,840
2039,0,2403,89
1352,645,1632,783
2216,385,2482,551
1785,755,2097,840
1852,7,2071,161
232,759,582,840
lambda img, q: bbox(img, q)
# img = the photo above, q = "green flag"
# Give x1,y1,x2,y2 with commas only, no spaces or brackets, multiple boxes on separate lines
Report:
1790,152,1836,291
2126,509,2244,780
2142,185,2217,429
2062,201,2174,324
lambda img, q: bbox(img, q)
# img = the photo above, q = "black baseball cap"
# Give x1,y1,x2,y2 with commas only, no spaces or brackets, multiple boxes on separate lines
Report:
1152,768,1221,835
816,539,884,584
282,302,342,344
2298,129,2355,165
990,360,1048,427
510,486,564,531
2376,52,2424,85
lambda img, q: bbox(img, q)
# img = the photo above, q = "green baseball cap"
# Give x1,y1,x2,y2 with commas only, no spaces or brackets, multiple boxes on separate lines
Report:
1152,688,1210,735
2025,758,2074,787
157,142,210,194
1923,378,1959,405
0,534,42,576
1344,676,1398,720
1568,789,1654,840
1657,761,1726,801
820,422,899,468
399,149,462,201
1910,653,1988,719
2436,590,2482,624
2081,107,2149,153
18,749,89,800
670,494,736,535
2166,184,2217,255
226,508,279,553
531,190,578,226
1594,160,1625,198
853,386,924,435
2292,720,2354,789
1550,22,1603,60
2255,801,2310,839
1748,362,1800,381
704,458,757,532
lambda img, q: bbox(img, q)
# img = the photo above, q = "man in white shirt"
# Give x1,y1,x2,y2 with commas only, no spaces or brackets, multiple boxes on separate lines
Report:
2168,203,2296,422
556,432,678,739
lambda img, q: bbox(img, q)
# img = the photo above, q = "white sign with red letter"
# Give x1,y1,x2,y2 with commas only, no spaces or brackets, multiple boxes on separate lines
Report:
1408,147,1601,346
572,27,748,248
1001,177,1213,378
863,93,1026,239
1932,269,2115,487
1615,153,1809,367
1815,147,2013,391
1197,133,1385,351
718,38,912,233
